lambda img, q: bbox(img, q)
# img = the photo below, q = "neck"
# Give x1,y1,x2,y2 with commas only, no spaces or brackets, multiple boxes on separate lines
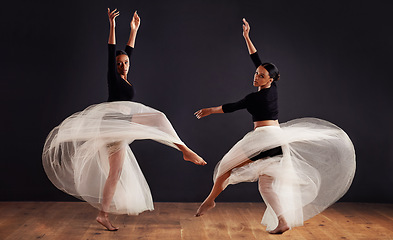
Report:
258,84,271,91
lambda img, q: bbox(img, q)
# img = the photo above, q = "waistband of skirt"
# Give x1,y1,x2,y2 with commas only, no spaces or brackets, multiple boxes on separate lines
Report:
254,125,281,132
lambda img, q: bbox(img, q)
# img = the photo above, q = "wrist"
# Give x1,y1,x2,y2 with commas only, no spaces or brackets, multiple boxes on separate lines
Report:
211,107,220,114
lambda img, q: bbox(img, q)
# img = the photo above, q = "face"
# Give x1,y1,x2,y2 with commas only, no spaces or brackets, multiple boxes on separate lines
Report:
116,54,130,76
253,66,273,89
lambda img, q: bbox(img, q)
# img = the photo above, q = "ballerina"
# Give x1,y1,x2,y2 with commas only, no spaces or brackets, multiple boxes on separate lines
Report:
42,8,206,231
194,18,355,234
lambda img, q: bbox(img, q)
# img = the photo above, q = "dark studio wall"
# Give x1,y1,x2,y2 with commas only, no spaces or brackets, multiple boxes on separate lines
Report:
1,0,392,203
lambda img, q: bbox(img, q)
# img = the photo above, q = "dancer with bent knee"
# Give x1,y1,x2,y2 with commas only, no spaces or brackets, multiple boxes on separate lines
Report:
194,18,355,234
42,8,206,231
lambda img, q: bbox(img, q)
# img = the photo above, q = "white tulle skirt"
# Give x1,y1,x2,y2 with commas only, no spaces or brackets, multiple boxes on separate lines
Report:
213,118,356,231
42,101,185,215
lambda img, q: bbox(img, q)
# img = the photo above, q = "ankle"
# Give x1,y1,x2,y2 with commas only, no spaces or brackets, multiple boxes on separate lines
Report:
277,215,289,226
98,211,108,217
203,199,215,204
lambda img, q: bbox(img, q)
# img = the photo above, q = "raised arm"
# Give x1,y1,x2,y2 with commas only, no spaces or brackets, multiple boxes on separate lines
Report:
108,8,119,44
242,18,257,54
243,18,262,68
127,11,140,48
194,106,224,119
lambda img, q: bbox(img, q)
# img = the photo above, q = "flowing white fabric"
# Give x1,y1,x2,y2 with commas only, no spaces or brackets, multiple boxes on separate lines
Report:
42,101,185,215
213,118,356,231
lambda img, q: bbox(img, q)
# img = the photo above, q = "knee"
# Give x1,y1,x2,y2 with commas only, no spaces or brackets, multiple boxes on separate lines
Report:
259,183,273,195
258,175,274,194
217,172,231,181
107,168,122,182
150,112,166,123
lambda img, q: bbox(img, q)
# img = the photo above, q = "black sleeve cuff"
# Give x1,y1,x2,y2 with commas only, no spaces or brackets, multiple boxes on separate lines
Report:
222,104,231,113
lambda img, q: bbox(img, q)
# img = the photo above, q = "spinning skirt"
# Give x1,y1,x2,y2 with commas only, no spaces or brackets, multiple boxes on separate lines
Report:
42,101,185,215
213,118,355,231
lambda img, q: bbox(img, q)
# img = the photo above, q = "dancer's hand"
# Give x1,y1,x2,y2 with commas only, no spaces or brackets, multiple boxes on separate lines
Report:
194,108,212,119
242,18,250,38
108,8,120,27
130,11,140,32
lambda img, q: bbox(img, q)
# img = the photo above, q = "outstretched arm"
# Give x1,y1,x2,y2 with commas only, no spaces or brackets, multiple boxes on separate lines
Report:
194,106,224,119
108,8,120,44
243,18,262,68
127,11,140,48
242,18,257,54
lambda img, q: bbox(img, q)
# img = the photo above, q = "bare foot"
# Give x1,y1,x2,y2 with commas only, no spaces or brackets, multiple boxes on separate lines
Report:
268,216,290,234
96,212,119,231
195,200,216,217
183,150,207,165
177,145,206,165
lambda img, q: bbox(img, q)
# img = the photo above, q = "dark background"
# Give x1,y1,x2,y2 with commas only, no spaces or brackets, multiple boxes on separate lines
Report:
1,0,392,203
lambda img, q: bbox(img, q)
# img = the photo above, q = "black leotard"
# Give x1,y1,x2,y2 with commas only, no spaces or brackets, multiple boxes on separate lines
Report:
222,52,278,122
107,44,135,102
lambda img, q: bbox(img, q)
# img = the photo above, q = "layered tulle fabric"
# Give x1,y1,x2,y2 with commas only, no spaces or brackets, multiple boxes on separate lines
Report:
213,118,356,231
42,101,185,215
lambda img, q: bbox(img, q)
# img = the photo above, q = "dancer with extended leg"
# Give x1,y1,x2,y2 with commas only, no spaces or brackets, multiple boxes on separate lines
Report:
194,18,355,234
43,8,206,232
99,8,206,230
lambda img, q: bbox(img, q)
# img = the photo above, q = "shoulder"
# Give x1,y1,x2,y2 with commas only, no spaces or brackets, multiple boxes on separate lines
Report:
245,91,258,102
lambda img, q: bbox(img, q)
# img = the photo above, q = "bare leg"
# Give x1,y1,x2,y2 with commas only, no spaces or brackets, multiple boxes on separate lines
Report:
175,143,207,165
258,174,289,234
195,171,230,217
131,112,206,166
195,160,252,217
96,147,125,231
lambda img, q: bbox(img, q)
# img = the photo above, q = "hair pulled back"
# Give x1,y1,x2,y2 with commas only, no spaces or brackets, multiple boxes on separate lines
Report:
116,50,128,56
262,63,280,81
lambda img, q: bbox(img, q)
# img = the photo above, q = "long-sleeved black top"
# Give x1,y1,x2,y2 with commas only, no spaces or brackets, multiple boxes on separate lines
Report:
107,44,135,102
221,52,279,121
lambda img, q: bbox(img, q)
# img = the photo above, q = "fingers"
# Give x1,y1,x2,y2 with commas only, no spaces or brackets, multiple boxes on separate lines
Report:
242,18,250,30
108,8,120,19
130,10,141,30
194,109,203,119
243,18,249,27
133,10,140,22
194,109,207,119
112,9,120,18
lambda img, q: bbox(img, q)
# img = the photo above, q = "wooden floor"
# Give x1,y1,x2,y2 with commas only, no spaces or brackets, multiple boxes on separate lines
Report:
0,202,392,240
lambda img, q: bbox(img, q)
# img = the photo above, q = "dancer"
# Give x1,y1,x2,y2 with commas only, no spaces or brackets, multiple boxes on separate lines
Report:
194,18,355,234
42,8,206,231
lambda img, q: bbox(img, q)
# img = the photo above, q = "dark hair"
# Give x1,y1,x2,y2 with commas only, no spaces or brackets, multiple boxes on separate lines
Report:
262,62,280,81
116,50,128,56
